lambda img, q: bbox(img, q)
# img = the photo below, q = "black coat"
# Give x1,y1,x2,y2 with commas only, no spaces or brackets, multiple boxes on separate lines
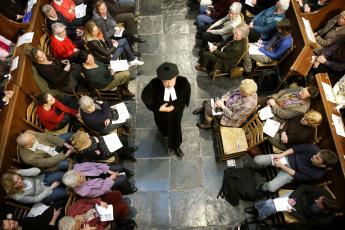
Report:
141,76,191,149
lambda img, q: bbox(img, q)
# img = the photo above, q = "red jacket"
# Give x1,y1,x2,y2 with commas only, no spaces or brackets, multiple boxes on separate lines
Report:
37,99,77,130
52,0,76,22
51,35,76,60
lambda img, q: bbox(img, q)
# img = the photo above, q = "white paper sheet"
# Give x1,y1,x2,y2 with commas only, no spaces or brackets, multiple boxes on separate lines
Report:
114,27,124,37
331,114,345,137
103,133,123,152
273,197,292,212
95,204,114,221
258,106,275,120
110,60,129,72
211,98,223,115
226,159,236,167
271,155,288,166
17,32,34,46
245,0,254,7
321,82,336,103
110,102,130,124
302,17,316,43
27,203,49,217
75,4,87,18
10,56,19,71
263,118,281,137
249,43,264,56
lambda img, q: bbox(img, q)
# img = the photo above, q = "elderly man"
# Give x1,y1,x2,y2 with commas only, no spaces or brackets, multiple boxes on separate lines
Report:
248,0,289,42
141,62,191,158
17,130,74,171
265,85,319,120
254,144,338,192
313,11,345,48
50,22,80,62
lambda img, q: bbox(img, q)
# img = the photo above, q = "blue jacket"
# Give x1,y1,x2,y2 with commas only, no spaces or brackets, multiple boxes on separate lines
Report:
252,6,286,41
259,34,293,60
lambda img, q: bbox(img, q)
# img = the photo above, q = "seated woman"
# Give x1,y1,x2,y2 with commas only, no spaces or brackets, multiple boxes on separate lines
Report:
245,18,293,72
50,22,80,63
0,88,14,112
71,130,137,163
27,46,82,93
78,95,128,134
84,20,143,66
193,79,258,129
62,162,137,197
202,2,243,45
1,167,67,204
268,110,322,150
36,92,78,131
80,51,135,98
195,23,249,74
59,191,131,230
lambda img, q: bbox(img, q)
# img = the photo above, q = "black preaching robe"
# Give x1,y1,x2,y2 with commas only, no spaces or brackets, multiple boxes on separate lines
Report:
141,76,191,149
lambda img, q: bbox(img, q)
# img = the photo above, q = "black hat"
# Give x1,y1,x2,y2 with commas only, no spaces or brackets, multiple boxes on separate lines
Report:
156,62,179,80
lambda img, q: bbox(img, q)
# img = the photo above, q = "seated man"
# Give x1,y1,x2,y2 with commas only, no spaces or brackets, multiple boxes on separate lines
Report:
313,11,345,48
249,185,338,227
193,79,258,129
264,85,319,120
254,144,338,192
195,23,249,74
248,0,289,42
16,130,74,171
297,0,329,13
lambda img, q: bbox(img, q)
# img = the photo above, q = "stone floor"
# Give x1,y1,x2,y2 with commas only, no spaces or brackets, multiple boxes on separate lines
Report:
124,0,253,229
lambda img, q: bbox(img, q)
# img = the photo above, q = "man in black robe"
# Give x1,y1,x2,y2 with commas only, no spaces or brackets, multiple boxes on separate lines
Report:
141,62,191,158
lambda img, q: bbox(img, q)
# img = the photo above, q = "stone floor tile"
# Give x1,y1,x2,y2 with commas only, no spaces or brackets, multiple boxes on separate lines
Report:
135,128,169,158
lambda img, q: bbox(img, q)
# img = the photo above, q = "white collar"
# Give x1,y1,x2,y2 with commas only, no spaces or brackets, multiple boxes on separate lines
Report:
164,87,177,101
54,34,65,41
54,0,63,6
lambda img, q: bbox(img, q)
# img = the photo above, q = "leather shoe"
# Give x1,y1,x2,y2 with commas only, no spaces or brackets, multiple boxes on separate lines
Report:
120,88,135,98
195,64,207,72
192,106,204,115
125,170,135,178
174,148,184,158
128,187,138,194
129,146,139,153
196,122,212,129
244,207,258,216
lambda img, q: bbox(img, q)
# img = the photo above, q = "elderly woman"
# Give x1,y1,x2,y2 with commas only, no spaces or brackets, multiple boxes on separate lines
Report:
268,110,322,150
37,93,78,131
194,79,258,129
195,23,249,75
27,46,82,92
58,191,131,230
78,95,128,134
83,20,143,66
71,130,137,162
248,0,289,42
1,167,67,204
80,51,135,98
202,2,243,45
62,162,137,197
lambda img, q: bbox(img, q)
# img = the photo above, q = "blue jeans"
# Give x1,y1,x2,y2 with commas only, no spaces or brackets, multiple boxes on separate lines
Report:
199,5,208,14
43,171,68,204
59,131,73,141
196,14,214,28
112,38,135,61
57,159,70,171
255,199,276,220
108,164,127,188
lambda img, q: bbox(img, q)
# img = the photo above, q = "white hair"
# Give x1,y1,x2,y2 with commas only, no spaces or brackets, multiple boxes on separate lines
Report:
42,4,54,15
58,216,76,230
229,2,242,14
78,95,94,111
62,170,80,188
51,22,66,34
16,132,33,147
278,0,290,11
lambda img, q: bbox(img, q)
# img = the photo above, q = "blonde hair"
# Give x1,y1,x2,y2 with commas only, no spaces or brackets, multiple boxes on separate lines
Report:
1,170,23,196
71,130,91,152
84,20,101,41
303,110,322,127
239,79,258,96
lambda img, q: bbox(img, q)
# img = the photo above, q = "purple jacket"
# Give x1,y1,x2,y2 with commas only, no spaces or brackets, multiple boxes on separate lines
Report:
73,162,114,198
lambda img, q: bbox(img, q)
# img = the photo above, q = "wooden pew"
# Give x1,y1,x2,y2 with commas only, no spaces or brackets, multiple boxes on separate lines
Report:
313,73,345,212
0,13,28,43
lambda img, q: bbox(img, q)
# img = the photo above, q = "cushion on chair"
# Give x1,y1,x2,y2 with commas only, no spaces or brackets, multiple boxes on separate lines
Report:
220,126,248,157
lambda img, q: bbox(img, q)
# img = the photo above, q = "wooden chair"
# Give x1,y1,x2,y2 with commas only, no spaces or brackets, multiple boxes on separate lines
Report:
214,107,265,162
40,28,51,57
248,45,296,79
4,201,31,220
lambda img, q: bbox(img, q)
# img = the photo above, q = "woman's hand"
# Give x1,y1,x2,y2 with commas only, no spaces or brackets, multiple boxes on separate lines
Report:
50,181,60,190
215,99,225,109
317,55,327,64
100,201,108,208
104,119,111,126
53,208,62,218
280,132,288,144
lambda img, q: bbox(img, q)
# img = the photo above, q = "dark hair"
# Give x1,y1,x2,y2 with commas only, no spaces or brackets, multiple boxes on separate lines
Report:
320,196,338,212
319,150,338,166
26,46,46,63
94,0,105,11
36,92,50,106
277,18,293,35
78,50,91,64
307,85,319,99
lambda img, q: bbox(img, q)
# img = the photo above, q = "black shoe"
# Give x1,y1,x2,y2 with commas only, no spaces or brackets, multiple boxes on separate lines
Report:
129,146,139,153
244,206,258,216
192,106,204,115
125,170,135,178
174,148,184,158
128,187,138,194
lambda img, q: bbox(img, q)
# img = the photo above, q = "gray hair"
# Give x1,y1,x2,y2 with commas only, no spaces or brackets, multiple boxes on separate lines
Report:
78,95,95,111
58,216,76,230
62,170,80,188
235,23,250,38
16,132,32,147
42,4,53,16
229,2,242,14
278,0,290,11
51,22,66,34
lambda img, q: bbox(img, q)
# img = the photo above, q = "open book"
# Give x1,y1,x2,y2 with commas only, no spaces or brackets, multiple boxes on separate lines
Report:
110,60,129,72
258,106,275,120
263,118,280,137
110,102,130,124
271,155,288,166
95,204,114,221
273,197,293,212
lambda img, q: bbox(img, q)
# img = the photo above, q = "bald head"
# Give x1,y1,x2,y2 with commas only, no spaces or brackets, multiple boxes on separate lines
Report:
16,132,36,148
